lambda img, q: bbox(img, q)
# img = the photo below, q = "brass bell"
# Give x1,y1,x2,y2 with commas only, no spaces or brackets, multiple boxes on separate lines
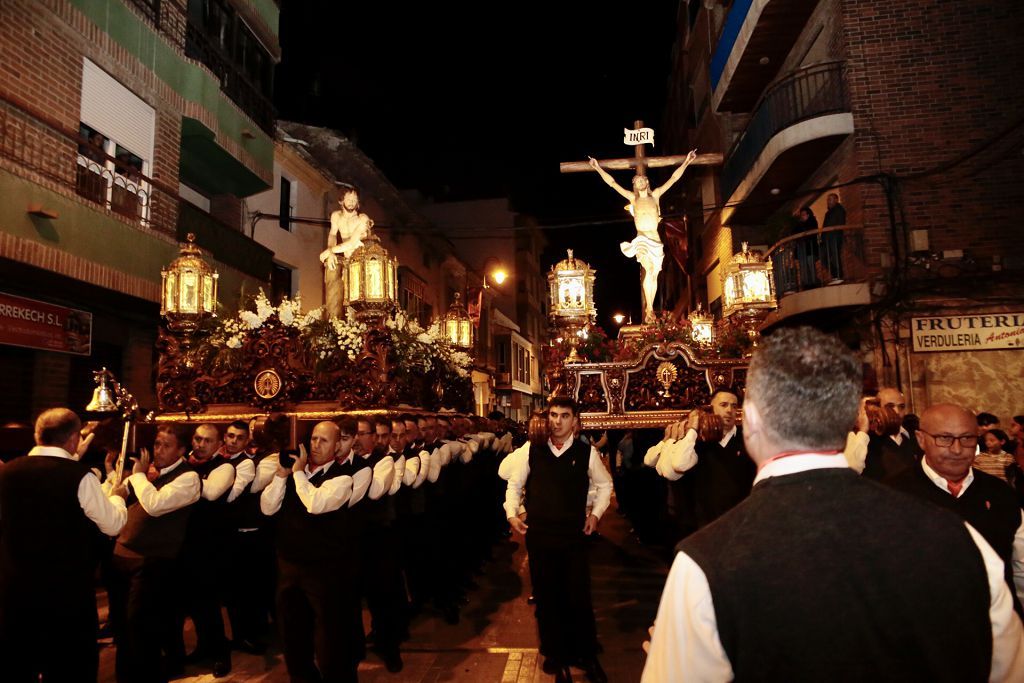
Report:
85,369,119,413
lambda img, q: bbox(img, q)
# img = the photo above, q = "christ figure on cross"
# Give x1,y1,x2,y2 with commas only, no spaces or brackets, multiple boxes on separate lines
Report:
587,148,697,323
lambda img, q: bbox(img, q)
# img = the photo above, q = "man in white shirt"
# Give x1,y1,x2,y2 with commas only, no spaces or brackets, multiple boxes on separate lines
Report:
109,423,201,682
0,407,127,682
261,421,361,683
505,397,613,683
643,327,1024,682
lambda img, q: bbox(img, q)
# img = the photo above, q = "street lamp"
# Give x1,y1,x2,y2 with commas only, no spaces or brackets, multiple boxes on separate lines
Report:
612,313,626,325
481,257,509,289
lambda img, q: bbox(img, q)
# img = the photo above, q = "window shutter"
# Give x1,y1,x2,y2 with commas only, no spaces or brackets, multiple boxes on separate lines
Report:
80,59,155,164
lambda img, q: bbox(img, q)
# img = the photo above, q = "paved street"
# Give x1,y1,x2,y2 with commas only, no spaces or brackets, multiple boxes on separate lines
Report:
97,500,668,682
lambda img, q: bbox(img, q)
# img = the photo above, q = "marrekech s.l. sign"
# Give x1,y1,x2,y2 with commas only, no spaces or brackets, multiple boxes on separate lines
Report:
912,313,1024,352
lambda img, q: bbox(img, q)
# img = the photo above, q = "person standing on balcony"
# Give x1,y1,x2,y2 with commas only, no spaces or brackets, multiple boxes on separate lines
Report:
794,205,821,288
822,192,847,283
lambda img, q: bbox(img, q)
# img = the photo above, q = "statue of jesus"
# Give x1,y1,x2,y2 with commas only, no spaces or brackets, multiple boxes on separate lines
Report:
321,186,373,317
588,149,697,323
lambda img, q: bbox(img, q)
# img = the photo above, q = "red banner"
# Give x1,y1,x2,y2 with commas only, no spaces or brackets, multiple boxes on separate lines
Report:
0,291,92,355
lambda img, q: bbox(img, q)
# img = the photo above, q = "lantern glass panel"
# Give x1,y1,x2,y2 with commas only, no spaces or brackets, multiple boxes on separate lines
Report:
202,274,214,313
459,320,472,348
348,261,361,302
446,318,459,345
366,258,383,299
742,270,771,302
163,272,176,312
180,271,199,313
558,277,585,311
692,323,713,345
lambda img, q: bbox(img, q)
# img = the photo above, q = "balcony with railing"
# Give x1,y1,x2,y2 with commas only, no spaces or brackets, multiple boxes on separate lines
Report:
711,0,821,113
0,91,176,237
185,22,276,134
720,61,853,226
761,224,872,328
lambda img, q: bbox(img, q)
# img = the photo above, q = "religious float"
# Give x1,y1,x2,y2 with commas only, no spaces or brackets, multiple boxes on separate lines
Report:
550,122,778,429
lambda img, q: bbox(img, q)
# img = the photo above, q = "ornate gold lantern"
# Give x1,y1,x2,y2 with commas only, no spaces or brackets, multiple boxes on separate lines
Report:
444,292,474,349
688,304,714,346
161,232,219,332
343,232,398,323
548,249,597,362
722,242,776,347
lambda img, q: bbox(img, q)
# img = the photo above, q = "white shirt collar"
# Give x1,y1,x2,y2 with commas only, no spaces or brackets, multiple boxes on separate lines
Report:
920,458,973,498
307,460,335,476
720,425,738,448
159,457,185,476
547,437,575,457
754,452,850,485
891,426,910,446
28,445,74,460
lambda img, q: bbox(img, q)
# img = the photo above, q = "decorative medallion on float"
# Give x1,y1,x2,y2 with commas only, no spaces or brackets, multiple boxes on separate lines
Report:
254,369,282,399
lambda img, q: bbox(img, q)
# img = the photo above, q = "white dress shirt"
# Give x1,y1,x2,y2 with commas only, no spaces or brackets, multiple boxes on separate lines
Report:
28,446,127,536
250,453,280,494
360,452,394,500
427,445,443,483
126,458,201,517
652,426,739,482
844,431,871,473
259,460,353,515
642,454,1024,683
224,452,256,503
194,457,235,501
389,452,405,496
402,452,421,487
339,452,372,506
498,442,530,481
503,438,613,521
919,459,1024,606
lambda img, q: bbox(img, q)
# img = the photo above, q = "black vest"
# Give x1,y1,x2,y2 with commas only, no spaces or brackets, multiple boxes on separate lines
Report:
682,468,992,682
276,461,359,564
117,460,196,559
524,439,591,534
887,463,1023,615
358,447,395,526
0,454,98,588
863,432,918,481
689,427,756,529
224,452,268,531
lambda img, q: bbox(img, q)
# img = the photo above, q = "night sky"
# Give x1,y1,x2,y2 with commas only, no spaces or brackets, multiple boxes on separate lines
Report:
275,2,681,328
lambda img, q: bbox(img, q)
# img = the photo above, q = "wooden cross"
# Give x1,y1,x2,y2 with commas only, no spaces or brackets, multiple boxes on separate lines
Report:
559,119,722,177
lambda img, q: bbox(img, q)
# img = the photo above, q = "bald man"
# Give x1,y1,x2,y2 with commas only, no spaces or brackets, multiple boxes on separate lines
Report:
261,421,362,683
0,408,127,682
887,404,1024,616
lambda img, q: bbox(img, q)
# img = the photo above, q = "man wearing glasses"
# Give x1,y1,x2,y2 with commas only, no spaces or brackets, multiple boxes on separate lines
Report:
888,403,1024,616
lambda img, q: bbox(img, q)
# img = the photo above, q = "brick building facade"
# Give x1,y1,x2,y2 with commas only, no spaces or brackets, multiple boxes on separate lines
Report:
663,0,1024,418
0,0,279,426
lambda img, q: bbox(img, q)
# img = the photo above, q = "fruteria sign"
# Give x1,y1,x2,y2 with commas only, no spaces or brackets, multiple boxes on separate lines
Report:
0,291,92,355
911,313,1024,352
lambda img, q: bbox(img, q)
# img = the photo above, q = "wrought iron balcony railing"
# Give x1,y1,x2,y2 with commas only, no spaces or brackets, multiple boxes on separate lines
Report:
185,23,276,134
765,224,866,296
0,92,178,236
721,61,850,201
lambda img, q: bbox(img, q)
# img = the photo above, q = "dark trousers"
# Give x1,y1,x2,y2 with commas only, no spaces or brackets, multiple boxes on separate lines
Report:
180,539,230,658
225,528,275,641
0,579,98,683
525,529,598,663
277,556,362,683
108,554,179,683
398,506,433,608
361,522,408,653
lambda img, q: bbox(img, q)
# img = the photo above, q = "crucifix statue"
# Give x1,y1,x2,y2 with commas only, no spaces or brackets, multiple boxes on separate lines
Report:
561,121,721,323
